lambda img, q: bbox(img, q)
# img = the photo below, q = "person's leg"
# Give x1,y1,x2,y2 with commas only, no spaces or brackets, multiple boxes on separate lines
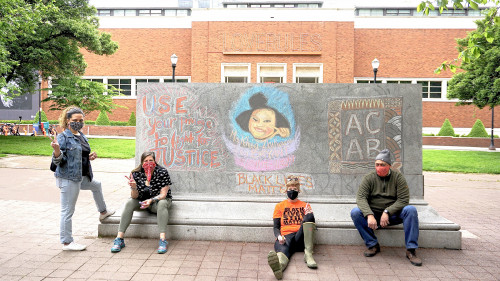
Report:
302,213,317,268
111,198,141,253
150,199,171,254
80,177,109,215
400,205,422,266
350,207,379,248
57,178,86,250
269,240,290,280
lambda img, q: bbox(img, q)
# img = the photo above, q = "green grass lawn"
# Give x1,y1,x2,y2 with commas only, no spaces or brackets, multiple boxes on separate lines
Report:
1,136,499,174
423,150,500,174
0,136,135,159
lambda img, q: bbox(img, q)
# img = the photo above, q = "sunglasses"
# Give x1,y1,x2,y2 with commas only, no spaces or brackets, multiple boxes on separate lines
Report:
286,177,299,182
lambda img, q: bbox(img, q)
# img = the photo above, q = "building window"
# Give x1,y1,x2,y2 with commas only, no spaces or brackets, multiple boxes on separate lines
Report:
221,64,251,83
386,9,411,16
355,79,382,84
136,79,160,92
108,79,132,96
293,64,323,83
113,10,136,16
418,81,442,99
357,7,485,17
98,9,111,16
139,9,162,16
258,64,286,83
164,78,190,83
358,8,384,16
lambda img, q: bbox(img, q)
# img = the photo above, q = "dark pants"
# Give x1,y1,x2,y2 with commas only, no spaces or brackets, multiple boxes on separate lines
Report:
274,213,315,259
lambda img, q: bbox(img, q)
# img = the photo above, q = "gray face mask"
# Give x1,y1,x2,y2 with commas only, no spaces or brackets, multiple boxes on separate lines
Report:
69,121,84,132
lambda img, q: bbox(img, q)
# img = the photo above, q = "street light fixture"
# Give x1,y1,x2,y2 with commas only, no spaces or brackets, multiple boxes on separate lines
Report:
372,58,379,83
170,54,178,83
489,106,496,150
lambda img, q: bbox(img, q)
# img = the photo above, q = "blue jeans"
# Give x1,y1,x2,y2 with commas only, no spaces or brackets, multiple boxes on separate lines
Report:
57,176,107,244
350,206,419,250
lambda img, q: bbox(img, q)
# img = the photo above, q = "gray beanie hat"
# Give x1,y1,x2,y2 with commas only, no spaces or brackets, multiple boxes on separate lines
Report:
375,149,392,165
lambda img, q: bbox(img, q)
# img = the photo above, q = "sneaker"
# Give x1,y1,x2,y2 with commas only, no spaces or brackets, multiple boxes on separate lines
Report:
99,210,115,221
406,249,422,266
111,238,125,253
364,243,380,257
62,242,87,251
157,239,168,254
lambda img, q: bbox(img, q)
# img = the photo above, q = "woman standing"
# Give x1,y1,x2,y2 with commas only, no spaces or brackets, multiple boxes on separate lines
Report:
268,176,318,280
50,106,115,251
111,151,172,254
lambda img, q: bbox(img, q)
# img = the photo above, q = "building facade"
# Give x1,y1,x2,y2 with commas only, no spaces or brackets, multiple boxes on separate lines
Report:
40,0,499,131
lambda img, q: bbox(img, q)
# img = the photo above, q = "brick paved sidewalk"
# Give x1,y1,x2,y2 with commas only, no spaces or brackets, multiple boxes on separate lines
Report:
0,156,499,280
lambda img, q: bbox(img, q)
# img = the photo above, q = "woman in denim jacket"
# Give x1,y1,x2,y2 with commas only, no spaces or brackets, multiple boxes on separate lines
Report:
50,106,114,251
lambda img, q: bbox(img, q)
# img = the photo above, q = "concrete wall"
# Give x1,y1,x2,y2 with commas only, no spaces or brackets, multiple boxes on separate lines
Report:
136,83,423,199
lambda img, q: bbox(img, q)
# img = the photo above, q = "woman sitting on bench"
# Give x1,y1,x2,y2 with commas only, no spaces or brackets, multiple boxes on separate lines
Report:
110,151,173,254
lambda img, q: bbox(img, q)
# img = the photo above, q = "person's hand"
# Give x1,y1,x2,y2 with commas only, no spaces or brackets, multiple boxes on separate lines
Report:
304,203,313,215
89,151,97,161
380,212,389,228
278,235,286,245
140,199,152,209
125,173,136,189
48,133,60,156
367,215,378,230
275,128,290,138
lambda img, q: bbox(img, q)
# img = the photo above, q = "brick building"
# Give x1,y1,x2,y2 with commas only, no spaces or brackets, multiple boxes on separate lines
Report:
40,0,499,132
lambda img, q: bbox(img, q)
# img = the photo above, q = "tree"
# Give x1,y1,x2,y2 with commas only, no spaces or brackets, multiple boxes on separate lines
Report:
0,0,119,111
418,1,499,73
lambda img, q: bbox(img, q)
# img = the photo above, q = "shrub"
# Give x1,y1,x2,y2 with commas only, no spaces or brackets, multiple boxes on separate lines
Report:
467,119,489,137
95,111,111,126
110,121,127,126
437,119,455,136
34,110,48,122
127,112,136,126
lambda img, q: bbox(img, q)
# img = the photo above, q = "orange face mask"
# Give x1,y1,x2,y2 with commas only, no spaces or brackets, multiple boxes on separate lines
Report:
142,161,156,182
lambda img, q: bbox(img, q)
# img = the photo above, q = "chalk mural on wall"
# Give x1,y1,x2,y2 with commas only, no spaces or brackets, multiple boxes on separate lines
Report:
139,84,228,171
328,97,403,174
223,86,300,171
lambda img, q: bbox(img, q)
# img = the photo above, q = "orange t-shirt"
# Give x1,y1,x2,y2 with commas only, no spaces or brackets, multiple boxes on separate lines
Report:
273,199,308,236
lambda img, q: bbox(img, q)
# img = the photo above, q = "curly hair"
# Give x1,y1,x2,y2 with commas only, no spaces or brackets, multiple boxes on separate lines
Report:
58,106,85,129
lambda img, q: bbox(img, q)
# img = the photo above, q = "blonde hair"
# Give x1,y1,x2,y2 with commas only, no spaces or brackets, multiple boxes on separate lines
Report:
58,106,84,129
285,175,301,192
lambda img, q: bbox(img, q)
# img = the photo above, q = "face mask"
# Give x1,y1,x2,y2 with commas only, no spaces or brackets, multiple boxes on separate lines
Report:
142,161,156,182
287,190,299,200
69,121,84,132
376,166,390,177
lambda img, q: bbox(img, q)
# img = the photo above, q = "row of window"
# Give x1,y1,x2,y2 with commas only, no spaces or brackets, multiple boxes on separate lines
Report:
224,3,321,8
97,9,191,17
356,8,484,17
355,80,445,99
221,63,323,84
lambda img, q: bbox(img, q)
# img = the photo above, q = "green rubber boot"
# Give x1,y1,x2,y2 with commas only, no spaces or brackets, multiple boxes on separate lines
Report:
303,222,318,269
267,251,289,280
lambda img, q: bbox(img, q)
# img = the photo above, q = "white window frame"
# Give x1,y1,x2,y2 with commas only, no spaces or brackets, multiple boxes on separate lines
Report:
293,63,323,83
80,76,191,99
221,63,251,83
353,77,453,101
257,63,287,83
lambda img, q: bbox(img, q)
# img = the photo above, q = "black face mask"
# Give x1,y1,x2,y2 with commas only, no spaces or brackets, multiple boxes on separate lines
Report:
287,190,299,200
69,121,84,132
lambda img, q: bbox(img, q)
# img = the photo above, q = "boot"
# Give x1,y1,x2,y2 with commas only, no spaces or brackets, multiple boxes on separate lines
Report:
267,251,289,280
303,222,318,268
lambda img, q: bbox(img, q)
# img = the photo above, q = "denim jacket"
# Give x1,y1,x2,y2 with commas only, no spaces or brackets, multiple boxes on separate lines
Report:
52,129,93,182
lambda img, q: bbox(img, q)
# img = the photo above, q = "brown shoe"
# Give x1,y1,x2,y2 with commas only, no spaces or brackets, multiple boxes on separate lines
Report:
363,243,380,257
406,249,422,266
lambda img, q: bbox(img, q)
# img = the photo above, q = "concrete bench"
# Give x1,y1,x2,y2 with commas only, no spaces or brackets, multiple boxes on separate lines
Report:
99,196,461,249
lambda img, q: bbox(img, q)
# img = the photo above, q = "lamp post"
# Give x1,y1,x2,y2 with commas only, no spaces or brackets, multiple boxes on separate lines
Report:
171,54,178,83
489,106,496,150
372,58,379,83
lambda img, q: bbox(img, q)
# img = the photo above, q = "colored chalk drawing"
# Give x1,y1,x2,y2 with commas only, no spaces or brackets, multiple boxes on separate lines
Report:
224,86,299,171
139,84,228,171
235,172,314,194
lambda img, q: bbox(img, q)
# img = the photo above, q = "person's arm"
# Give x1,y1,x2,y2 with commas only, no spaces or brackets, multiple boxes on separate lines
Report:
151,186,169,203
52,133,67,165
385,172,410,215
273,218,281,238
356,174,374,217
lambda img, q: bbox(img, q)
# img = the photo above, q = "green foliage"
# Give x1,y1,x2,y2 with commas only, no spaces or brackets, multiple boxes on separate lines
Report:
95,111,111,126
423,149,500,174
34,110,48,122
467,119,490,137
127,112,136,126
111,121,128,126
0,136,134,159
0,0,118,96
43,77,123,114
437,119,456,136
